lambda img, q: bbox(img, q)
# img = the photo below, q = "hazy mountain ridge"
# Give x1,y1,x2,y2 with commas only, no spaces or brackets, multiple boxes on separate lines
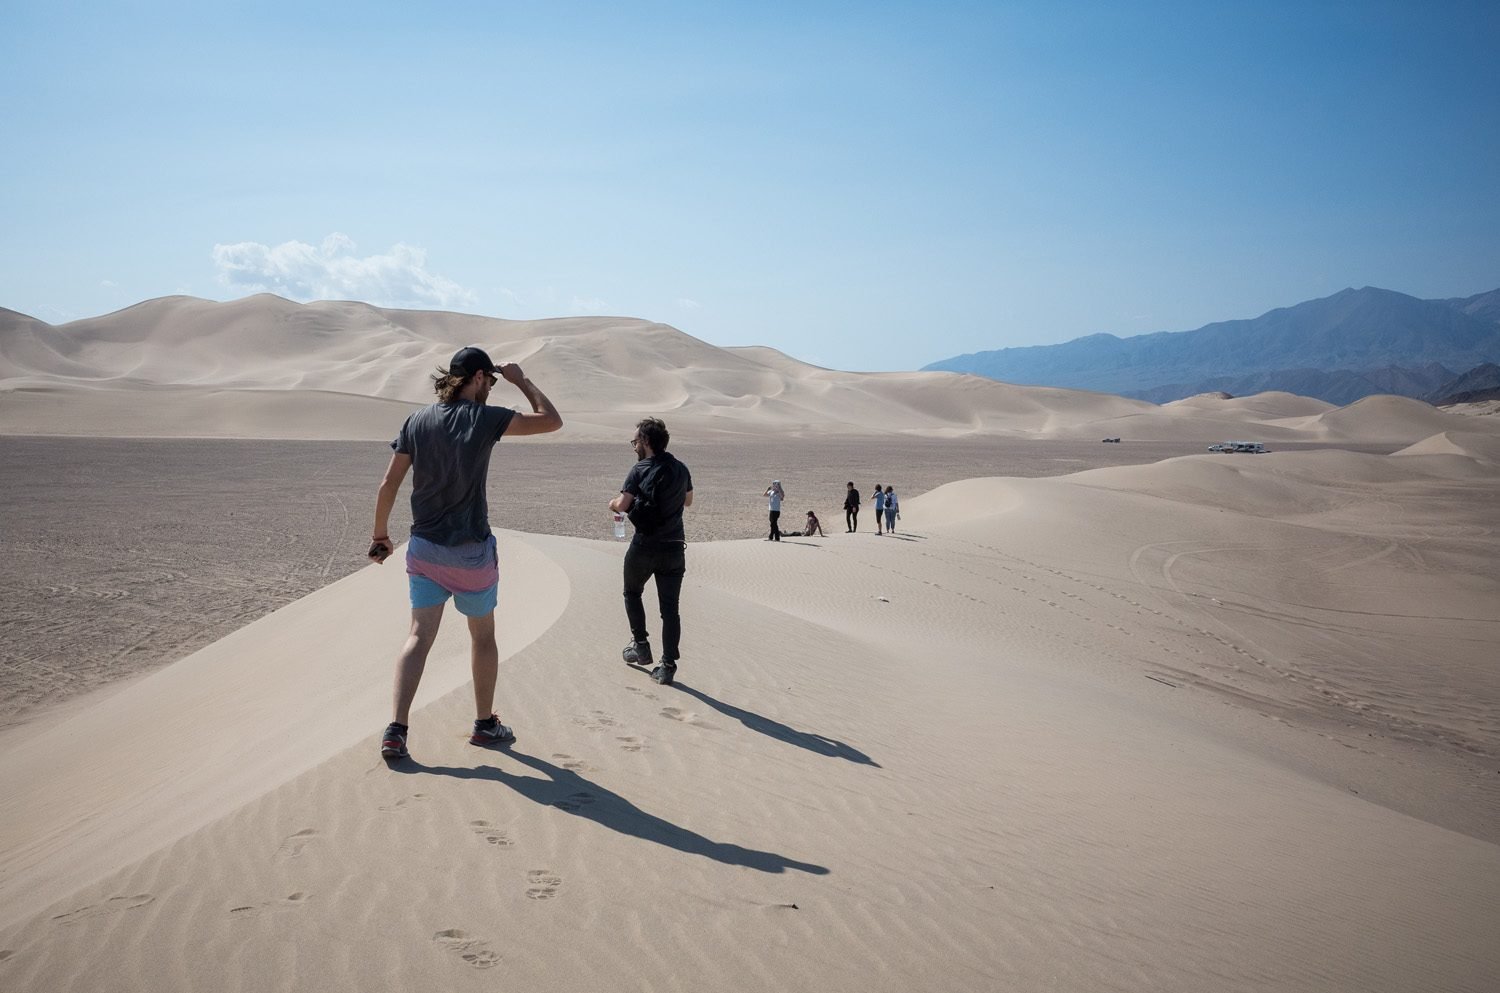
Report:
924,286,1500,404
1445,288,1500,324
1425,362,1500,406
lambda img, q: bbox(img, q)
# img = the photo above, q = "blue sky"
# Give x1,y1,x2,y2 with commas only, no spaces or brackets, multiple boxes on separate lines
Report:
2,1,1496,371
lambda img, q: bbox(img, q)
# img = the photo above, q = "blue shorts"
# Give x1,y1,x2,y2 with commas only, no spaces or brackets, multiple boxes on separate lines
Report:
408,573,498,617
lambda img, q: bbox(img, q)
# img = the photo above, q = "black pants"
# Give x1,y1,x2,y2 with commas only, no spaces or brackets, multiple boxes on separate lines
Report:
845,506,858,531
768,510,781,541
623,539,686,662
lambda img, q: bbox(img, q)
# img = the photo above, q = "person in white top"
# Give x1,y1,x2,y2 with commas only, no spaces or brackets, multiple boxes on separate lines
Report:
765,480,785,541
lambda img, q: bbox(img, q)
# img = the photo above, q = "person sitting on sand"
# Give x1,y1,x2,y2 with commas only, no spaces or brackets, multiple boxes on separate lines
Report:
803,510,825,537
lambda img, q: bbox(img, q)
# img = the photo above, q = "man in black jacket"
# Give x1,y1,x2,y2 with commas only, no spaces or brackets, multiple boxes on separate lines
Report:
608,417,694,685
843,481,860,532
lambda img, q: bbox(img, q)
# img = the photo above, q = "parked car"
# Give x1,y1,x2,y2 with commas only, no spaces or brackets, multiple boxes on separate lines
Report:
1209,441,1267,453
1101,437,1121,443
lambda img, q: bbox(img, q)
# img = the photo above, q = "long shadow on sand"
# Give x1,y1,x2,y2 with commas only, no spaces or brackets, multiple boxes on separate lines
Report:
672,684,880,767
391,747,829,875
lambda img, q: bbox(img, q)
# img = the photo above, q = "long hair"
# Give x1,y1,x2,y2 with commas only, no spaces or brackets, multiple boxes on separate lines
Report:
432,367,474,403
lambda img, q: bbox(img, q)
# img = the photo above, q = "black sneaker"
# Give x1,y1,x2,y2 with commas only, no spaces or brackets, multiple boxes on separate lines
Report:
650,662,678,686
622,640,653,667
470,714,515,746
380,722,409,759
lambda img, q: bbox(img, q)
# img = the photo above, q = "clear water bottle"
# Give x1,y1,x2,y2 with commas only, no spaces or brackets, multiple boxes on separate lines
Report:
612,512,627,540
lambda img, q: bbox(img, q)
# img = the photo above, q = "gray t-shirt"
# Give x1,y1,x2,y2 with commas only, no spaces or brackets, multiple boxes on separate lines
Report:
392,401,516,546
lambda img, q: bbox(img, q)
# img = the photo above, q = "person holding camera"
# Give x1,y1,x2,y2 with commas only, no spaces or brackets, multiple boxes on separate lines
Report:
765,480,785,541
368,346,562,759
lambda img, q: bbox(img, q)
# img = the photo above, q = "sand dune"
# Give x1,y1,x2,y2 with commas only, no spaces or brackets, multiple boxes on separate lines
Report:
0,536,569,932
4,295,1492,443
1276,393,1476,442
1393,428,1500,463
1,442,1496,991
1165,389,1336,418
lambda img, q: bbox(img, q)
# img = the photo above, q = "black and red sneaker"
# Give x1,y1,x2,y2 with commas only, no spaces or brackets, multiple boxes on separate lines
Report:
380,722,409,759
470,714,515,746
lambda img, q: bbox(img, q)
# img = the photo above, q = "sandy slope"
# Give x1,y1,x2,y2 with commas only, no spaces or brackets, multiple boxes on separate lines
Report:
1,441,1496,992
0,535,568,933
4,296,1487,442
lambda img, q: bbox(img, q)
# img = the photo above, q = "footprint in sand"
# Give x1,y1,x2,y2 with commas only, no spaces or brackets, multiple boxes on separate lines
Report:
526,870,563,900
0,950,14,961
433,928,499,969
623,686,659,700
660,707,716,729
551,792,597,813
571,711,619,732
229,893,310,918
378,793,429,813
551,753,595,772
615,736,646,752
275,828,319,858
468,820,514,847
52,894,154,926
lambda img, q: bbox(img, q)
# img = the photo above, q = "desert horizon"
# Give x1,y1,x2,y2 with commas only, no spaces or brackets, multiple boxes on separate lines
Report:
7,293,1497,444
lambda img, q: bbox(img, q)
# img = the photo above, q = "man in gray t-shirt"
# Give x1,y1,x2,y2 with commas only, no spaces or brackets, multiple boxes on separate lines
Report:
368,346,562,760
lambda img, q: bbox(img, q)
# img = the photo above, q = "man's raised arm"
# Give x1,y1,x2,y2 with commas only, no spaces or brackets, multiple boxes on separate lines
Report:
499,363,562,436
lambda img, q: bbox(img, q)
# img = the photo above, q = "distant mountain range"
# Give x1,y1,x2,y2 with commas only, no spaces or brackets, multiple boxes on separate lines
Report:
1425,362,1500,405
923,286,1500,405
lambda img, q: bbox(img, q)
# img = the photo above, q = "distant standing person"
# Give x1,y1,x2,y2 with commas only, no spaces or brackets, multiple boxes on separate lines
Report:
872,483,885,536
843,481,860,532
765,480,785,541
884,485,899,533
369,348,562,760
610,417,694,686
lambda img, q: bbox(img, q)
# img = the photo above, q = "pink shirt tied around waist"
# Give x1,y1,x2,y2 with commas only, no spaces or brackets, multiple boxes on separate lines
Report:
405,534,498,593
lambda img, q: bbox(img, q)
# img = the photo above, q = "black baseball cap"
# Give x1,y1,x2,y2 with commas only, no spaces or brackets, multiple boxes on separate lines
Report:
449,346,498,378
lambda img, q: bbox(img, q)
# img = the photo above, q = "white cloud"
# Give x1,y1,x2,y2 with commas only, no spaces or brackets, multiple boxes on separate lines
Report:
676,297,701,311
211,233,476,310
570,296,607,314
